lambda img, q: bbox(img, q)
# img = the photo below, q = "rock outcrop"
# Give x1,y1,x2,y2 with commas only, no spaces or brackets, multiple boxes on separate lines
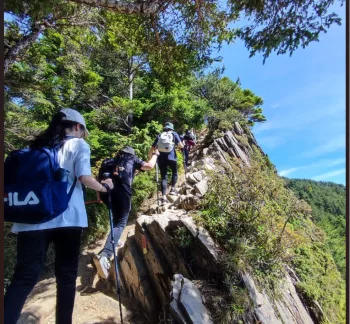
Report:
107,124,316,323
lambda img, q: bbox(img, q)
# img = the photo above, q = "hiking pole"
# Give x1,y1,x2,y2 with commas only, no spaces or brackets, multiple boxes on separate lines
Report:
155,163,160,214
182,148,187,176
103,173,124,324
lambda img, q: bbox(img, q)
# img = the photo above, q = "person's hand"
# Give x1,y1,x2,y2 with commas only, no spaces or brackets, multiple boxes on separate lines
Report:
153,149,160,156
101,178,114,190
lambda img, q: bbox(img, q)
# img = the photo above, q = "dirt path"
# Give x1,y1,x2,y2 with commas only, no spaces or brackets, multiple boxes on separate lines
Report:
18,224,147,324
18,173,187,324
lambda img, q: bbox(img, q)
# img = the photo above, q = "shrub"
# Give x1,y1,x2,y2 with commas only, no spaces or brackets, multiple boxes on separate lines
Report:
197,149,345,322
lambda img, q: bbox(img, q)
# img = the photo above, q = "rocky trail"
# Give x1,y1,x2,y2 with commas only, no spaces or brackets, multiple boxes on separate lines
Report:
17,223,145,324
16,126,318,324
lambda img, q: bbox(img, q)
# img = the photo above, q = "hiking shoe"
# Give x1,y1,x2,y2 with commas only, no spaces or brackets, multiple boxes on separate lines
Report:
169,188,179,196
159,197,169,205
117,239,125,248
93,253,111,279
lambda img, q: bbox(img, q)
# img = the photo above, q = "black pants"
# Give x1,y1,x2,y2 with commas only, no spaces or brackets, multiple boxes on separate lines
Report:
101,191,131,259
157,155,178,195
4,227,82,324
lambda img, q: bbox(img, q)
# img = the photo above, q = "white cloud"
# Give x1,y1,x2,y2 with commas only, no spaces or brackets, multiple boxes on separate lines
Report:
278,158,345,177
271,103,280,109
278,168,300,176
258,135,285,149
303,136,345,157
312,168,345,181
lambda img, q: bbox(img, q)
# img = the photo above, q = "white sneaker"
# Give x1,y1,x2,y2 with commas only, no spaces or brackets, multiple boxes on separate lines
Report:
117,240,125,248
93,254,111,279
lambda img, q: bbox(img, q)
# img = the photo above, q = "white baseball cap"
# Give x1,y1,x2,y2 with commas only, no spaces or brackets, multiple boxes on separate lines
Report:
60,108,89,137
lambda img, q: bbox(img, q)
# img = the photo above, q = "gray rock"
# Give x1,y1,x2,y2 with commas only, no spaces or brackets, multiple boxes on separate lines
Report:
234,122,244,135
241,271,314,324
186,171,204,185
146,203,161,215
117,232,160,322
179,278,213,324
167,194,180,204
178,195,201,211
241,271,281,323
193,157,215,171
194,179,208,196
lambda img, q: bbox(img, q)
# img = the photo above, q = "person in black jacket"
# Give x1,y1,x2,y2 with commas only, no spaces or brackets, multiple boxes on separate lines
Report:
93,146,159,279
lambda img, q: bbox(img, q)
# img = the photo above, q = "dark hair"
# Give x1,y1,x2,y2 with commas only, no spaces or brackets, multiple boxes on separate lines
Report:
30,112,83,148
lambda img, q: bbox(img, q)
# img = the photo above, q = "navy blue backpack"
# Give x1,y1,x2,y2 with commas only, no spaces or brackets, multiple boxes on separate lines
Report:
4,139,77,224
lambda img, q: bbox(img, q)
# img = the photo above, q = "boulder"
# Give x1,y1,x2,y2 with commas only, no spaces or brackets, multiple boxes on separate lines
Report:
177,195,201,211
116,230,160,322
193,157,215,171
170,274,213,324
234,122,244,135
186,171,204,185
167,194,180,204
179,277,213,324
241,271,314,324
194,179,208,196
170,274,189,323
134,215,192,304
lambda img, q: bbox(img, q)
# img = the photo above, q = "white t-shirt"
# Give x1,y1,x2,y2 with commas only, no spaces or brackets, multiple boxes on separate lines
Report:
12,138,92,233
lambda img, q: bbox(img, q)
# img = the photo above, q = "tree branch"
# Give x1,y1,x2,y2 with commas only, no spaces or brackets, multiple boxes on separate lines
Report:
4,24,46,75
69,0,164,15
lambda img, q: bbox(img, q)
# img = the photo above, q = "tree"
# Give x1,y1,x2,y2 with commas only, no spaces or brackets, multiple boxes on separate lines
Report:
191,70,266,126
5,0,344,75
69,0,344,62
4,0,100,74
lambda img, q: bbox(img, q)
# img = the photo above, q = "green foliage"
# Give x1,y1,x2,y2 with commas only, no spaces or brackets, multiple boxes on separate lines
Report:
292,240,346,324
172,227,193,248
235,0,344,62
83,188,110,246
285,179,346,278
197,150,345,322
191,71,266,129
4,224,17,282
4,101,46,154
130,171,157,218
201,153,310,274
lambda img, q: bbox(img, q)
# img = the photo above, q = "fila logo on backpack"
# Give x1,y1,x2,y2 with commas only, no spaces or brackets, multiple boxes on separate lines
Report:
4,191,40,206
4,138,77,224
157,131,175,153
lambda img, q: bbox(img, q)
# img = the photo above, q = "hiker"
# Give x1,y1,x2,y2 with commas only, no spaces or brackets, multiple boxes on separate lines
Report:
182,129,196,167
93,146,159,279
4,109,114,324
149,122,184,204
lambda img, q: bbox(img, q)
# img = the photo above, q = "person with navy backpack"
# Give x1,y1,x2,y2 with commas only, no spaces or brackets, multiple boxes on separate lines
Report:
149,122,183,205
4,108,114,324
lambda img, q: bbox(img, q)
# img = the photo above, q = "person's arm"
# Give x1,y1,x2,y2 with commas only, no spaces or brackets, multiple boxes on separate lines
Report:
148,146,155,160
73,139,114,192
148,136,159,160
141,149,160,170
79,175,113,193
174,133,184,149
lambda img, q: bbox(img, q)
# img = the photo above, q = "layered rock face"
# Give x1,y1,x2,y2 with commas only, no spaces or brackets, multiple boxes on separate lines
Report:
108,124,315,324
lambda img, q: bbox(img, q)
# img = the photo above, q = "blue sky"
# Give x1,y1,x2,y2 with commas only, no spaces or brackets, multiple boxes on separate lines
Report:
215,3,346,185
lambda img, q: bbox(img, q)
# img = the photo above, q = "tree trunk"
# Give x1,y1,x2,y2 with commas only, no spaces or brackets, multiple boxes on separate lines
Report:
4,25,46,75
129,57,134,101
69,0,162,14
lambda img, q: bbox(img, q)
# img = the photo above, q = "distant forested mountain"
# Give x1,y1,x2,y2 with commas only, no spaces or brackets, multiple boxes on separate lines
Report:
285,178,346,278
